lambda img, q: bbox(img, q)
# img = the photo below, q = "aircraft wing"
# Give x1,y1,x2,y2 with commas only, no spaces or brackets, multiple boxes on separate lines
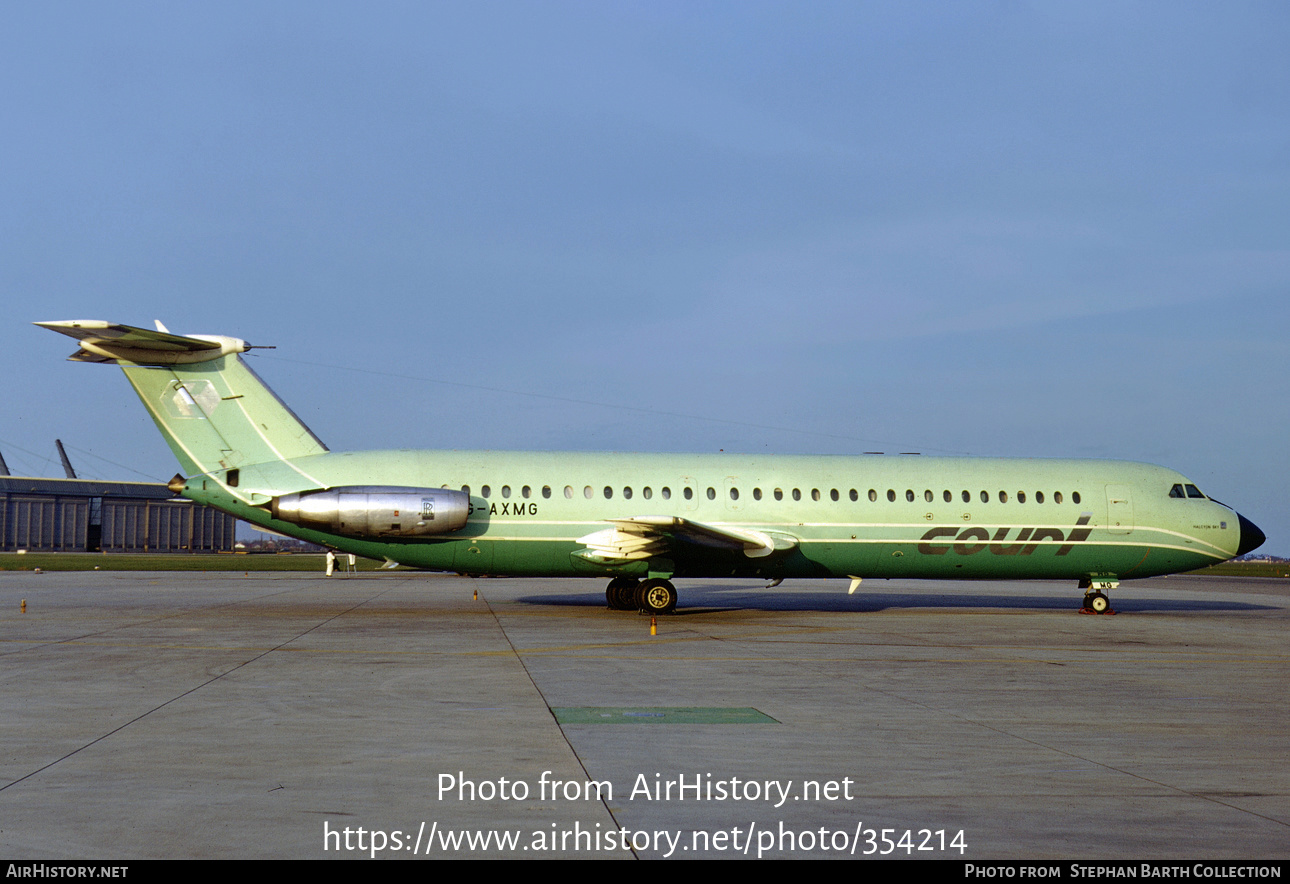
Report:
576,516,798,564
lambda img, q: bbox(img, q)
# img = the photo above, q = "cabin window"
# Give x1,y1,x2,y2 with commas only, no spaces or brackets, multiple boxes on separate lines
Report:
1054,491,1063,504
502,485,511,498
584,486,593,499
924,489,933,502
461,485,470,497
522,485,531,499
887,489,896,502
906,489,915,502
943,490,952,503
643,487,653,499
753,488,762,500
868,489,877,502
962,490,971,503
729,488,739,501
830,489,839,502
564,486,573,499
790,488,800,501
482,485,491,498
999,490,1008,503
542,486,551,499
707,487,716,500
980,491,989,503
604,486,613,499
662,487,671,500
1072,491,1081,504
1017,491,1026,503
623,487,633,499
1036,491,1045,503
812,489,821,501
683,487,693,500
850,489,858,502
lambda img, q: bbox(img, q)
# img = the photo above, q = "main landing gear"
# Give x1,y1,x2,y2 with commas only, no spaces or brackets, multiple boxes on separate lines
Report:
1079,578,1118,615
605,577,678,614
605,577,639,610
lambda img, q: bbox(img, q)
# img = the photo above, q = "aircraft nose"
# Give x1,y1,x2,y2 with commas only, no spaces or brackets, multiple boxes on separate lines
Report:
1236,513,1266,557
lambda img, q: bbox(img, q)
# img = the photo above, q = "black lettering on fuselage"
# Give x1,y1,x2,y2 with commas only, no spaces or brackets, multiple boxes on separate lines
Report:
917,527,958,555
1023,527,1065,554
488,502,538,516
992,527,1033,556
954,527,991,555
1055,515,1092,555
918,521,1088,557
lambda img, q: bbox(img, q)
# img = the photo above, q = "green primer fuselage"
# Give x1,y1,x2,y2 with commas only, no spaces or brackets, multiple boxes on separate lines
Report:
34,323,1253,589
182,448,1239,581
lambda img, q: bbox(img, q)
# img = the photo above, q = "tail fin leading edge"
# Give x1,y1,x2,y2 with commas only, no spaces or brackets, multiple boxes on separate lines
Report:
38,321,327,477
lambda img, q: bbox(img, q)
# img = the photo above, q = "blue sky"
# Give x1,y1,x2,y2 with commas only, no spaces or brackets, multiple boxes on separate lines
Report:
2,2,1286,553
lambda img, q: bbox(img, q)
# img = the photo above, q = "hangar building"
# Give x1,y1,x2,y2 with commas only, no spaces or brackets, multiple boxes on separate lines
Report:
0,475,236,553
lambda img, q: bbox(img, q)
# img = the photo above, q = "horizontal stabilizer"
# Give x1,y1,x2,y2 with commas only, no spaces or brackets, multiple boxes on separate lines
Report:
38,319,323,477
35,320,250,365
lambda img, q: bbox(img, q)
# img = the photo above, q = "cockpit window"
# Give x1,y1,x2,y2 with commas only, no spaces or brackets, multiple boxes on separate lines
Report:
1185,484,1205,499
1169,484,1185,498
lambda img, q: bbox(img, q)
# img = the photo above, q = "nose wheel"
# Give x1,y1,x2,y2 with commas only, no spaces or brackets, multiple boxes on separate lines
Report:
1079,578,1118,615
1084,592,1110,613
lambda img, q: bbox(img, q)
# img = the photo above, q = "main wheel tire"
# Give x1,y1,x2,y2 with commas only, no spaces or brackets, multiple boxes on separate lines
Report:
638,578,677,614
606,577,639,610
1089,591,1110,613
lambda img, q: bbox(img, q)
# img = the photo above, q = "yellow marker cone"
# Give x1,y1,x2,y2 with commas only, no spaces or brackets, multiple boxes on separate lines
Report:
650,616,657,636
473,588,478,601
21,599,26,613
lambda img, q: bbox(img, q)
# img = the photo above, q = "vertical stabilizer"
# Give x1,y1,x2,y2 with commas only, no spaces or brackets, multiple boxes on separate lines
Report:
121,356,328,475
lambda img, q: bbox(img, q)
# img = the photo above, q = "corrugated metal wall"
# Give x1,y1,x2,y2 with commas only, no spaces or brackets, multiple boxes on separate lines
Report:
1,496,89,551
2,491,235,552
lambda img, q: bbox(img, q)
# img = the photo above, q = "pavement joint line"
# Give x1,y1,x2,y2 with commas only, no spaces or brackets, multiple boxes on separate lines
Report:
472,577,641,860
0,585,395,795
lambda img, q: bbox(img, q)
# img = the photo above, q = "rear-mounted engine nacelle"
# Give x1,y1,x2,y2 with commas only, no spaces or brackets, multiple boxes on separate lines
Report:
270,486,469,538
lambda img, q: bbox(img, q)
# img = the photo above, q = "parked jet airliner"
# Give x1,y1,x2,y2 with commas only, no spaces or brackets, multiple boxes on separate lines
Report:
38,320,1265,614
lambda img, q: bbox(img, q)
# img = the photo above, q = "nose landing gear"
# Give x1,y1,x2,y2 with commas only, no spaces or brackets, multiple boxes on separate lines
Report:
1079,577,1119,615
